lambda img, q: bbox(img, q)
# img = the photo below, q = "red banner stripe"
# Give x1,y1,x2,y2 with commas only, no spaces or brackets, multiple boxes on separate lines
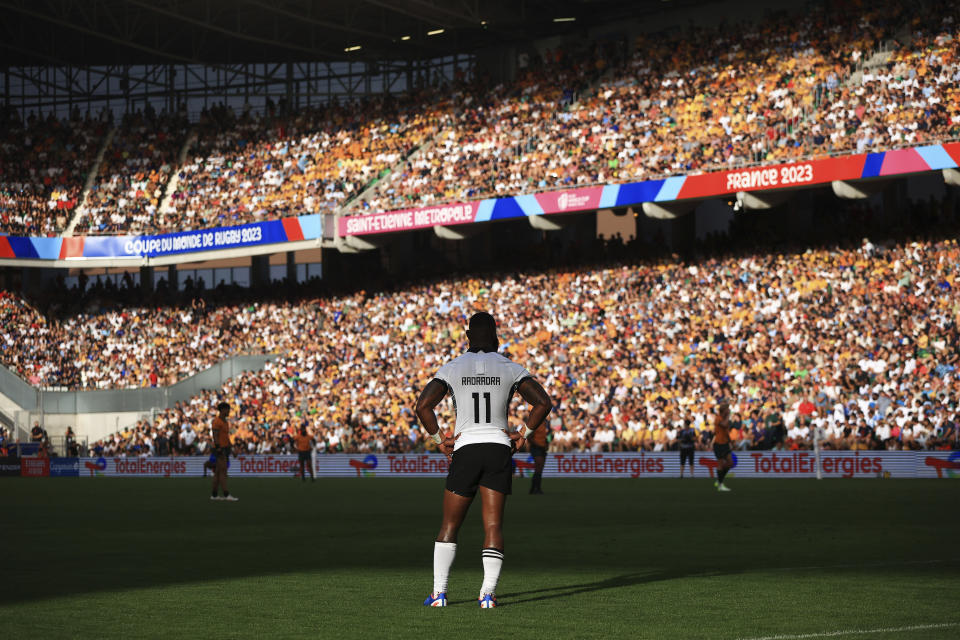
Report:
281,218,304,242
59,237,85,259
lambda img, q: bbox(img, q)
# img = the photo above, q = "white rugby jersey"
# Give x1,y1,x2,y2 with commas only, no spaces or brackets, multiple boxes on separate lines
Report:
433,349,532,451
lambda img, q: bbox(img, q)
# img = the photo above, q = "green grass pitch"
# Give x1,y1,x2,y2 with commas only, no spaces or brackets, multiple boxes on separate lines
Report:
1,477,958,639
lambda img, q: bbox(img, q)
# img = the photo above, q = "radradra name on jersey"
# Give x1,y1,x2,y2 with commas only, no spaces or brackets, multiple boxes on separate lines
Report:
434,350,531,451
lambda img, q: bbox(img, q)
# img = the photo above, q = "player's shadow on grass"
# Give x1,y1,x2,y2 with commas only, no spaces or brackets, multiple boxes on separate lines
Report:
451,570,707,606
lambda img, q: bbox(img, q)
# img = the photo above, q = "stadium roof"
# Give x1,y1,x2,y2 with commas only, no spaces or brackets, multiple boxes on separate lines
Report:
0,0,697,68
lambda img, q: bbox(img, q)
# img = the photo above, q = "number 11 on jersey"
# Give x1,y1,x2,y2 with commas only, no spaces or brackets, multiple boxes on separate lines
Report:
472,392,491,423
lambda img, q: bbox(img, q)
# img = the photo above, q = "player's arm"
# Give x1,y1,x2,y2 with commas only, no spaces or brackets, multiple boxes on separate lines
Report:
506,377,553,452
414,379,457,458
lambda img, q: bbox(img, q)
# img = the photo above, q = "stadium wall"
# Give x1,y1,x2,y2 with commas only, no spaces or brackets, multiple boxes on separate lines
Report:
11,451,958,478
0,354,278,442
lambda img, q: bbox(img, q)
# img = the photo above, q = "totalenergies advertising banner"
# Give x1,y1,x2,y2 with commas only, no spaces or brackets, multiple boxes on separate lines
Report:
78,455,302,477
59,451,960,479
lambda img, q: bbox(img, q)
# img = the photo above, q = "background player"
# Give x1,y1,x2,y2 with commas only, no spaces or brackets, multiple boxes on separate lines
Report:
679,419,696,478
211,402,238,501
528,423,547,494
415,312,552,608
713,402,734,492
294,425,315,482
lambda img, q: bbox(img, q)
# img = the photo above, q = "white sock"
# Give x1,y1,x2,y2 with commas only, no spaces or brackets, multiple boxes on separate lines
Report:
480,548,504,596
433,542,457,594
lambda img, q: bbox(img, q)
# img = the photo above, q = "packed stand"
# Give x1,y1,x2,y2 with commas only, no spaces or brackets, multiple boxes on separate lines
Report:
0,107,109,236
73,106,190,235
158,95,447,234
0,287,314,389
827,14,960,152
9,232,952,456
360,3,960,213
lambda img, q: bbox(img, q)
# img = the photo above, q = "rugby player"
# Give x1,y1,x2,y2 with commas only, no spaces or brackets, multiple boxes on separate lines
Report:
415,312,552,608
713,402,734,492
210,402,238,501
294,426,315,482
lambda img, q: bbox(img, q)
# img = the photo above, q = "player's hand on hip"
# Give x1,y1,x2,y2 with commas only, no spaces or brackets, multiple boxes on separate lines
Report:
503,429,526,454
439,432,459,461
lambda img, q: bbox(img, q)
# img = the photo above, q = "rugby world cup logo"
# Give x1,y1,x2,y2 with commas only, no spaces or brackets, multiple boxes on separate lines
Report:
349,454,378,477
558,193,570,210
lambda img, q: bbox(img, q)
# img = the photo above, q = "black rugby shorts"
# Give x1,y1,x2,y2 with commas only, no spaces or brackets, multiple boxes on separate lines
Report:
446,443,513,497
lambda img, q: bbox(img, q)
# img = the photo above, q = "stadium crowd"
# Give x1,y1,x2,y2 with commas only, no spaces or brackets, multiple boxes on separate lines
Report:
159,94,447,234
361,4,960,212
73,106,189,235
5,221,958,456
4,3,958,237
0,107,110,236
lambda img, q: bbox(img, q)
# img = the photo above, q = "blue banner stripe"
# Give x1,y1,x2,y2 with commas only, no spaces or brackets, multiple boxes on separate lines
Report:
513,194,544,216
616,180,665,206
489,198,527,221
297,214,323,239
30,237,62,259
7,236,39,258
861,152,885,178
654,176,687,202
474,199,496,223
915,145,957,170
599,185,620,208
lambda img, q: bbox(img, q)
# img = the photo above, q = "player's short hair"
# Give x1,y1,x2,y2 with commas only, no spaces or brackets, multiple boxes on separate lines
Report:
468,312,497,334
216,402,230,412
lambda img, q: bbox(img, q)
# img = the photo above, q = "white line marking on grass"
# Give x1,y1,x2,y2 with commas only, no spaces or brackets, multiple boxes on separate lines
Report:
737,621,960,640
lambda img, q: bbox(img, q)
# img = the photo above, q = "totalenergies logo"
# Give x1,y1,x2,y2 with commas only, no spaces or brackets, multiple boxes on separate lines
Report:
699,453,738,478
349,455,378,477
513,456,536,477
85,457,107,476
924,452,960,478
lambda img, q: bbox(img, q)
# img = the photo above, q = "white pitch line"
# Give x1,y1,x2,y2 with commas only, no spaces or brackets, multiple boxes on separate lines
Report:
737,621,960,640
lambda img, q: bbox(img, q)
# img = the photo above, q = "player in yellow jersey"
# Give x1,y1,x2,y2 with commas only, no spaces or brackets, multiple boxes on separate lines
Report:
210,402,238,501
713,401,733,492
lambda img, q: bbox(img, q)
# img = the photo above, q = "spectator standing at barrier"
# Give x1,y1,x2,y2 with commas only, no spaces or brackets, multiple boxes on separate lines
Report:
168,426,180,456
767,409,787,451
679,420,696,478
210,402,237,502
181,424,196,454
65,426,80,457
30,421,43,444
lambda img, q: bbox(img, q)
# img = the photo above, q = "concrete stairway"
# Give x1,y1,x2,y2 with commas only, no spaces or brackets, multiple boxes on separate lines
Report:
159,130,197,216
63,125,118,237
